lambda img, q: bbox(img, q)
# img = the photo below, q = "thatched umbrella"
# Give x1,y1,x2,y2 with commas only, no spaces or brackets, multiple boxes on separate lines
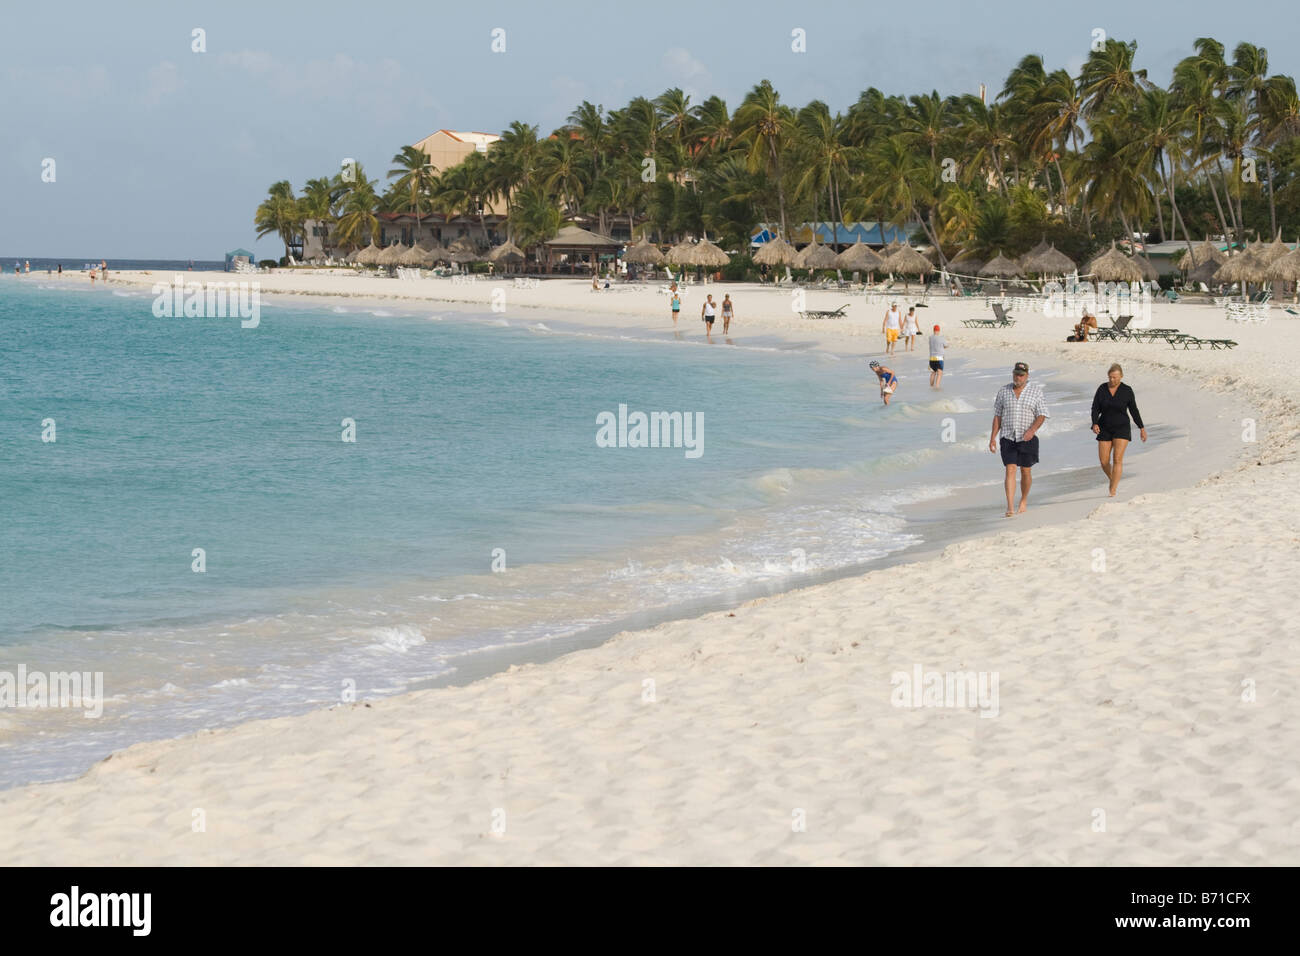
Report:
836,240,884,272
665,240,696,267
353,242,382,266
1026,244,1076,276
376,243,408,268
487,239,525,264
399,243,434,268
1087,244,1144,284
1258,235,1291,265
795,242,838,270
689,238,730,269
883,245,933,291
1187,258,1223,287
881,239,903,259
417,239,450,264
1268,245,1300,301
1180,238,1226,271
753,237,798,268
623,236,665,266
1137,254,1160,282
446,236,481,265
1216,249,1270,293
1018,237,1052,271
980,251,1021,279
946,251,984,274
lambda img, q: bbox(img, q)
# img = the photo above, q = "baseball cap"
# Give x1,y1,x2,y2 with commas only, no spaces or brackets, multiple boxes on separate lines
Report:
933,324,941,332
1013,362,1029,374
869,360,881,368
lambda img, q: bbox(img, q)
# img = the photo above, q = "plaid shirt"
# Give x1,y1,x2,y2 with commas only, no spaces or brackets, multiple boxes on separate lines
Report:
993,381,1049,441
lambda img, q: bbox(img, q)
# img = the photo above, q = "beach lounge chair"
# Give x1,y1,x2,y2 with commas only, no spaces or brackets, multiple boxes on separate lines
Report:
1092,315,1133,341
800,303,850,320
1167,334,1237,349
1286,307,1299,316
990,303,1016,326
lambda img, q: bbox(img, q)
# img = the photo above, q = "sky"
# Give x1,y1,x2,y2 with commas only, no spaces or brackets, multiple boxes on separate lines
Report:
2,0,1297,260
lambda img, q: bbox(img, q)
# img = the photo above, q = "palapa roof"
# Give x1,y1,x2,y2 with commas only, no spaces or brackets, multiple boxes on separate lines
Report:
753,237,798,266
795,242,838,269
622,236,666,265
1026,244,1076,275
1186,259,1223,284
1087,244,1144,283
418,239,450,263
690,239,730,267
487,239,525,262
1180,239,1227,270
353,241,383,266
1018,237,1052,270
1268,247,1300,282
545,224,621,248
399,243,434,267
447,235,482,263
1216,249,1271,284
835,240,884,271
980,252,1021,278
883,245,933,275
376,242,409,266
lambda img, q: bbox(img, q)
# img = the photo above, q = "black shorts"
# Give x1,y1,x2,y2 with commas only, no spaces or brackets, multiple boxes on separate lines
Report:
704,316,714,326
929,359,944,371
1000,436,1039,467
1096,424,1132,442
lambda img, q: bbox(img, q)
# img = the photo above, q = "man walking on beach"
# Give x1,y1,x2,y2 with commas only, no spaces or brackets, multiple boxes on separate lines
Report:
882,302,902,355
928,324,947,388
988,361,1048,517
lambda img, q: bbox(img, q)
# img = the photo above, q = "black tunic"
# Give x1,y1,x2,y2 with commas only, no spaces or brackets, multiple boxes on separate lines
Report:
1091,382,1144,439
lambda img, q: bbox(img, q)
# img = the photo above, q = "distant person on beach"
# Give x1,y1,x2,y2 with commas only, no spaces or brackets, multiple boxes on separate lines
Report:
902,307,920,351
882,302,902,355
57,264,62,274
1091,363,1147,497
25,260,31,273
928,324,947,387
670,291,681,325
721,294,734,334
869,360,898,405
989,361,1049,517
1071,310,1098,342
701,294,717,339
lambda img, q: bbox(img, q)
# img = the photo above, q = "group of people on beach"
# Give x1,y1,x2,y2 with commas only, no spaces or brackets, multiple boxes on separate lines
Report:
870,300,1148,513
668,281,733,341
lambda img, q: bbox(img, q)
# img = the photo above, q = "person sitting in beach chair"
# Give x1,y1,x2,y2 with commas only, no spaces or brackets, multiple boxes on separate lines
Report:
1069,311,1098,342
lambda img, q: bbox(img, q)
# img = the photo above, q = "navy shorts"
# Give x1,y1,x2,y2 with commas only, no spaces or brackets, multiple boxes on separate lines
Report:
929,359,944,371
1000,436,1039,467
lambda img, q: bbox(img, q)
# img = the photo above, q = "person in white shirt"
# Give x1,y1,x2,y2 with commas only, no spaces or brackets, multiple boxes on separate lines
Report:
882,303,902,355
902,306,920,351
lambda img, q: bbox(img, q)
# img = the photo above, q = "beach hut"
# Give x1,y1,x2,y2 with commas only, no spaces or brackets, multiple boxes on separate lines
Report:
1087,243,1145,284
224,248,256,271
1180,238,1226,271
1017,237,1052,272
544,225,621,275
1268,245,1300,301
1216,247,1270,301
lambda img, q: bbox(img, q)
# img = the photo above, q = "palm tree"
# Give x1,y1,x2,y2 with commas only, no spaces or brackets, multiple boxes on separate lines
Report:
254,181,303,262
1080,37,1150,120
793,101,855,249
734,80,794,238
332,175,379,251
387,145,438,240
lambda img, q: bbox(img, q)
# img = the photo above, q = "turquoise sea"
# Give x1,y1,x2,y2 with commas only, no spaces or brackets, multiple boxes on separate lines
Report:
0,276,1100,787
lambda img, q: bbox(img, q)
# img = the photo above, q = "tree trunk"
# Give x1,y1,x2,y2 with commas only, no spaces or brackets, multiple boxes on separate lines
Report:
1266,156,1278,237
1205,170,1235,249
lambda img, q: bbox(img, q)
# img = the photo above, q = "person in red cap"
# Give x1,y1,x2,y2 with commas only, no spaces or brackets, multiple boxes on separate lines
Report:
927,324,947,388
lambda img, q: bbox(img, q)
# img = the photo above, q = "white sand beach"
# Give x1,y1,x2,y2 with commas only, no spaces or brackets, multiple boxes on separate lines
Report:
3,273,1297,865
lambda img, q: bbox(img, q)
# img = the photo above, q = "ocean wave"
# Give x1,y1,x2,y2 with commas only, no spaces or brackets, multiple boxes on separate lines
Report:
363,625,427,652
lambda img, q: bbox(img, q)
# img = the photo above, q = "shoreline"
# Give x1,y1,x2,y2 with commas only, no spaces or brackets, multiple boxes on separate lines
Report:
1,273,1296,864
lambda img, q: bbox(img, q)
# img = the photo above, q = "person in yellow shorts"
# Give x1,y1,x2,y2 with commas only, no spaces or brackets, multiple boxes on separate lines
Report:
882,302,902,355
